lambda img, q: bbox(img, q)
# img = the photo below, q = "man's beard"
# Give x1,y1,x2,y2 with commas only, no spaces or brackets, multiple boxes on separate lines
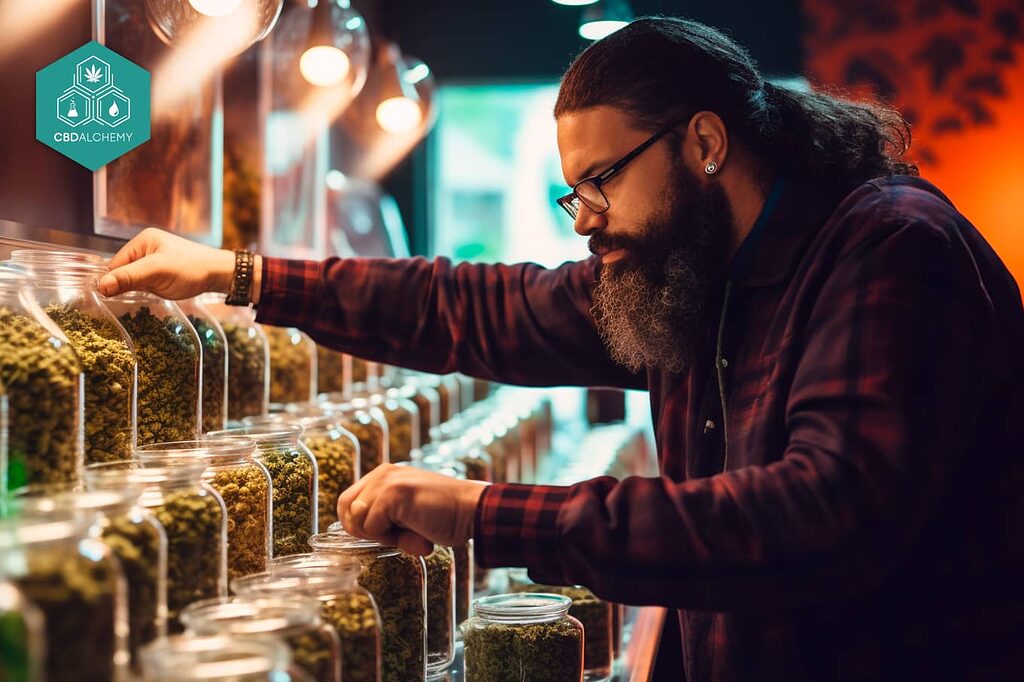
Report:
591,166,732,374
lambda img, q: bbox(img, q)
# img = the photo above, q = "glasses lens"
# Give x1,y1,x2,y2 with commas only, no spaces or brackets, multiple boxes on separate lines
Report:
576,181,608,213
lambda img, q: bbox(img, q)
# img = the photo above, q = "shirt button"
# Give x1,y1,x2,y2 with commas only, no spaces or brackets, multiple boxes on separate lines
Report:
704,419,716,432
720,358,729,368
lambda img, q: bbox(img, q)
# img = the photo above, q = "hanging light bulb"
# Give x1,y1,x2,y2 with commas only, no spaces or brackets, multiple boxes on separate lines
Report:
373,44,422,134
551,0,599,5
188,0,243,17
578,0,633,41
145,0,283,50
299,0,367,88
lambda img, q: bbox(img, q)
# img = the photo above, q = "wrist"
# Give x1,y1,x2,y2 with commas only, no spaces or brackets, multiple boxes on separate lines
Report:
252,255,262,305
209,249,236,293
459,480,489,543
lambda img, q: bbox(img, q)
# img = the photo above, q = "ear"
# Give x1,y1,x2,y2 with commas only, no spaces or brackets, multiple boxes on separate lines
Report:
683,111,728,180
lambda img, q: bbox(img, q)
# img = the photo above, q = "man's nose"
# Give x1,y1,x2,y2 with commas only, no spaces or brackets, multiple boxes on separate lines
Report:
574,202,607,237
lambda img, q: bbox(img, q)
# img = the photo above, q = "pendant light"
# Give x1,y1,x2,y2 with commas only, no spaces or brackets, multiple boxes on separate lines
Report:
578,0,633,41
299,0,369,88
145,0,284,50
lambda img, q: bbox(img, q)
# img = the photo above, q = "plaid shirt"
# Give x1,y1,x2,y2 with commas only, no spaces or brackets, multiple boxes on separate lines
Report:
256,176,1024,681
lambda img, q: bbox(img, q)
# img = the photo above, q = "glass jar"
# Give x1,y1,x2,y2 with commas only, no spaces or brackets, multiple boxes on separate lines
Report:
423,375,457,425
0,510,128,681
0,579,45,682
12,252,137,463
419,433,493,485
138,439,272,580
317,396,389,477
234,554,382,682
463,410,508,485
349,356,379,393
140,634,291,681
423,545,456,675
263,325,316,405
472,377,492,403
395,379,439,447
507,573,613,682
316,345,351,395
611,602,624,661
104,291,201,445
462,593,584,682
176,297,229,433
85,457,228,632
183,596,342,682
456,374,476,413
15,486,169,673
208,425,318,557
366,390,420,464
311,526,427,682
284,412,360,531
200,294,270,423
0,264,84,489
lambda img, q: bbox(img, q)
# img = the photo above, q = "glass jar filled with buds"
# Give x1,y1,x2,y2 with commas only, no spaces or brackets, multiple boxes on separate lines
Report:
392,376,439,448
176,296,229,433
0,508,128,681
316,344,350,395
234,553,382,682
0,579,45,682
140,634,292,682
462,593,584,682
349,356,379,393
316,395,389,477
182,596,342,682
104,291,201,445
310,524,428,682
138,438,272,580
200,294,270,423
85,456,228,632
12,251,137,464
208,424,317,558
14,486,169,673
360,389,419,464
0,263,84,489
262,325,316,405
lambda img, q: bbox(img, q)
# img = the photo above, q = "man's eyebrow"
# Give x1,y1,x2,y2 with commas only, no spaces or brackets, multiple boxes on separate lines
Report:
569,157,614,187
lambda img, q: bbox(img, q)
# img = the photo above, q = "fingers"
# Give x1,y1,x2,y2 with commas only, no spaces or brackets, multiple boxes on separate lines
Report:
99,260,145,297
107,227,160,270
396,530,433,556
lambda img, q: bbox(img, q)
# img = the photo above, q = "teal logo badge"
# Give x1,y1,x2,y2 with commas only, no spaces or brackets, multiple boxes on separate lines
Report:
36,41,150,170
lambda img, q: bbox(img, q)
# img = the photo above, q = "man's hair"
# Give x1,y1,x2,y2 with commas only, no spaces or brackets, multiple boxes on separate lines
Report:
555,17,918,185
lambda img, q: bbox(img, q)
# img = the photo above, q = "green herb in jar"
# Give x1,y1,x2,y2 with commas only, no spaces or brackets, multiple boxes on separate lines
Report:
463,617,583,682
381,405,414,464
259,450,314,557
101,512,162,665
0,608,33,681
425,546,454,661
452,543,472,626
351,357,370,385
511,584,612,674
15,549,119,681
221,322,267,421
339,415,384,477
188,315,227,433
316,346,347,394
320,591,380,682
358,552,426,682
118,307,199,445
155,490,224,631
286,626,338,682
264,326,313,404
304,433,356,530
45,306,134,463
0,307,81,488
208,466,270,578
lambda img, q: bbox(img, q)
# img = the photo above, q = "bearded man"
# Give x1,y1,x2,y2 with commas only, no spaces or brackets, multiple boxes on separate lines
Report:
101,17,1024,681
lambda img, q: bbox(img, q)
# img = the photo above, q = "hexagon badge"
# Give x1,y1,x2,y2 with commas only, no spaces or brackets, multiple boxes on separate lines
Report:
36,41,150,170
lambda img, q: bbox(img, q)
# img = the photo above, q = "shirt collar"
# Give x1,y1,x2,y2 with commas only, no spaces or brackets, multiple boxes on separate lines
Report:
728,176,786,280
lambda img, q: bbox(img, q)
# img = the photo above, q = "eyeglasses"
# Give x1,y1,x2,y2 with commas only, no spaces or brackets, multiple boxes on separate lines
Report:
556,117,688,220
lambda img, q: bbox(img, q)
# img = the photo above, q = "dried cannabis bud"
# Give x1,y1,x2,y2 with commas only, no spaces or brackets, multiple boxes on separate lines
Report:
303,432,356,530
0,307,81,488
463,616,583,682
286,626,339,682
320,592,380,682
425,546,454,668
351,357,370,386
221,322,267,422
452,543,472,626
45,306,134,463
155,490,224,632
100,512,163,668
316,346,347,394
338,413,385,477
264,326,313,404
188,315,227,433
118,307,199,445
405,389,436,447
207,464,270,578
379,401,415,464
511,584,612,675
258,448,315,557
357,551,426,682
14,547,120,681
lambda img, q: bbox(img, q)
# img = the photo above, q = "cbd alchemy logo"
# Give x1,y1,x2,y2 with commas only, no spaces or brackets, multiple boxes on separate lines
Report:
36,41,150,170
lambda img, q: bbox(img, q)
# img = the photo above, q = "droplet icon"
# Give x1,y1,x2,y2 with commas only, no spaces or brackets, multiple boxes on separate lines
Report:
108,101,119,117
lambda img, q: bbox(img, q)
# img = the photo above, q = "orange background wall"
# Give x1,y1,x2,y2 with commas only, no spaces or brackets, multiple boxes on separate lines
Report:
802,0,1024,286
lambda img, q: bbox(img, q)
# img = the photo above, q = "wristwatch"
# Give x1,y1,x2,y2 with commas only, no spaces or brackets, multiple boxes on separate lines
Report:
225,249,255,306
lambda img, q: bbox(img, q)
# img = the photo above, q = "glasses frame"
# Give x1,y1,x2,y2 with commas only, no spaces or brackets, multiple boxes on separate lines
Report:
556,116,689,220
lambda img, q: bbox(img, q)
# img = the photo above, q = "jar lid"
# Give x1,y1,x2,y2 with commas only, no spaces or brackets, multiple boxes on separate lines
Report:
181,596,323,636
140,634,290,680
232,558,360,599
0,511,92,549
310,525,399,554
473,593,573,623
84,457,207,490
138,438,257,466
12,487,139,516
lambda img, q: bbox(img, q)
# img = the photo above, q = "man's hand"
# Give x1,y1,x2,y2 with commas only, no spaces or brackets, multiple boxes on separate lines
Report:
98,227,248,301
337,464,488,555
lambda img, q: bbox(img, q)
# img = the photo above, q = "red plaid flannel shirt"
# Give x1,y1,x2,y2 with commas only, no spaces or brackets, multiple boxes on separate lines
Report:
256,176,1024,681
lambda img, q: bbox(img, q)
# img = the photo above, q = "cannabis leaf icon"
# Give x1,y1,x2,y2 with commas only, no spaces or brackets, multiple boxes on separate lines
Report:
84,64,103,83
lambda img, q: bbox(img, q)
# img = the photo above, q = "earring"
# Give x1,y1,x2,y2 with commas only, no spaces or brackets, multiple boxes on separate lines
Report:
704,161,718,175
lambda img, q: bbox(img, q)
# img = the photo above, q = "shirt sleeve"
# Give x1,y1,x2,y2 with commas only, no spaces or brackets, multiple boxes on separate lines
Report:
255,254,644,389
474,215,999,610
